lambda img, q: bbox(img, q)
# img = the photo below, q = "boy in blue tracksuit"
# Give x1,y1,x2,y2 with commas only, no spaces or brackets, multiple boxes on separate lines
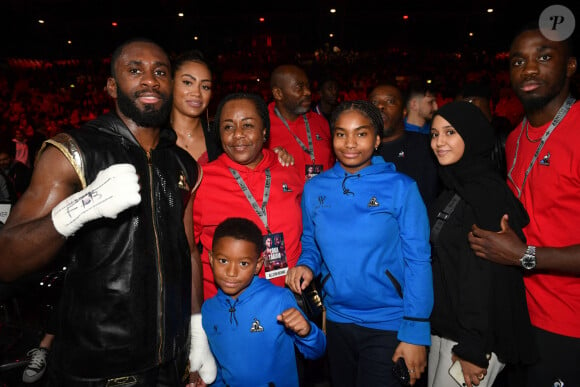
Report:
201,217,326,387
286,100,433,387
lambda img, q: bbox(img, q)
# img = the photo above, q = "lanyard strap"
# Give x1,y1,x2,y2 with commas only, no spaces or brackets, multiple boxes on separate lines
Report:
274,107,315,163
229,168,271,233
507,95,575,198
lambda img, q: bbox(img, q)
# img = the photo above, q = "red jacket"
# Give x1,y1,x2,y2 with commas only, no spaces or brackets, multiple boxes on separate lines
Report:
267,102,335,183
194,148,304,299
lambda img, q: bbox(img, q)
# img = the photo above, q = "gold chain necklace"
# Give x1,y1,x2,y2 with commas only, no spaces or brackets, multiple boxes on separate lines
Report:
525,122,542,143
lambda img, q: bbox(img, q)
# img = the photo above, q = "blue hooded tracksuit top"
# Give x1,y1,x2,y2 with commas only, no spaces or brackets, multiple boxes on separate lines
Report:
298,156,433,345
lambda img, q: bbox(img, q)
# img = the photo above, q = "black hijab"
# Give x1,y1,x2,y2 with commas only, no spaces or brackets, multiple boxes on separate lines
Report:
433,101,529,235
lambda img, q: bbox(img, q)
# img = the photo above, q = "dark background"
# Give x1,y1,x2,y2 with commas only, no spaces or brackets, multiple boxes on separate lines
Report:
3,0,579,59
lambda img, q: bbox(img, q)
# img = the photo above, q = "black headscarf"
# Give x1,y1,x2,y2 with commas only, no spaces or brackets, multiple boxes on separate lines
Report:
433,101,529,235
433,101,538,365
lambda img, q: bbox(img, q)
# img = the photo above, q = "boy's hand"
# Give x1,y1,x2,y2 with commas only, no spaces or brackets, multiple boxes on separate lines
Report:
277,307,311,337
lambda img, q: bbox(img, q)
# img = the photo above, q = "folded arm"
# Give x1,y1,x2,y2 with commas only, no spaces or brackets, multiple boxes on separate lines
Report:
469,214,580,274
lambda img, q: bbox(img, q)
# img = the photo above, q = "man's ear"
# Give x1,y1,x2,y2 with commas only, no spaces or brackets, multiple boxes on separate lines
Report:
272,87,283,101
208,251,215,268
106,77,118,99
567,57,577,77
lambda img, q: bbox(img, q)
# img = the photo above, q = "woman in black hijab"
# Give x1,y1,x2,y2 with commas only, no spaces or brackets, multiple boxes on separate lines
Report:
427,101,537,387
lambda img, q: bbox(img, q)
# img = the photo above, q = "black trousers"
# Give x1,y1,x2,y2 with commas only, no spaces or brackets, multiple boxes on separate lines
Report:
526,327,580,387
47,358,188,387
325,320,400,387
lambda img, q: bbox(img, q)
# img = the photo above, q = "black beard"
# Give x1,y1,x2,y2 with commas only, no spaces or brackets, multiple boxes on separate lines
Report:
519,94,556,114
116,88,172,128
383,125,396,138
516,70,568,115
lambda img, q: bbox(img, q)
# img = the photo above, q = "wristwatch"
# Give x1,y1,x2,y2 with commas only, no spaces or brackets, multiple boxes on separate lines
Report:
520,246,537,270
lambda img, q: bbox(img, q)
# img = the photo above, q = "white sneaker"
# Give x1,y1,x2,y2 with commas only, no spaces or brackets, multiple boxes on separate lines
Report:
22,347,49,383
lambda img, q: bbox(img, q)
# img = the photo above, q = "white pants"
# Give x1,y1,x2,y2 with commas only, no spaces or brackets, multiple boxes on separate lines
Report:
428,335,505,387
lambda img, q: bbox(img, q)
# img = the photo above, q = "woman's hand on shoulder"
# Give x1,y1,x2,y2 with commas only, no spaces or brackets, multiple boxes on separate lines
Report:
273,146,295,167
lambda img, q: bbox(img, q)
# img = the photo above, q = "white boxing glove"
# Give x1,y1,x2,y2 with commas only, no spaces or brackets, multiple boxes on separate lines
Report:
51,163,141,237
189,313,217,384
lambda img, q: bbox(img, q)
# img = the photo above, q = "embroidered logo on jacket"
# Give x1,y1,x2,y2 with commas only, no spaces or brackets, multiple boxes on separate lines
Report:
315,195,331,209
397,150,405,158
282,183,292,192
368,196,379,207
250,318,264,332
178,171,190,191
539,152,550,166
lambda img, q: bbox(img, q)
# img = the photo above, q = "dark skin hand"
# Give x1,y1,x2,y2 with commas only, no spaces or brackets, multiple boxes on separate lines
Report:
469,214,580,274
277,307,312,337
188,371,205,386
468,215,526,267
392,343,427,386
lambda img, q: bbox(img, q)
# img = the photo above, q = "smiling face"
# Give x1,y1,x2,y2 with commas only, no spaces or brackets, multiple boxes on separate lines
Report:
219,98,266,169
430,115,465,166
172,60,212,119
107,40,173,128
209,236,263,299
333,109,381,174
509,29,576,113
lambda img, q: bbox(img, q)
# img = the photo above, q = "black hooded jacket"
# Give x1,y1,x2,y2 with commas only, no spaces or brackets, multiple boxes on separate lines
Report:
41,112,199,378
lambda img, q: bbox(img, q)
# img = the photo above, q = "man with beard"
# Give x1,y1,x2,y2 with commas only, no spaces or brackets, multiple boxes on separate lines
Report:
0,38,216,386
403,80,439,135
468,23,579,386
368,83,440,207
267,64,335,183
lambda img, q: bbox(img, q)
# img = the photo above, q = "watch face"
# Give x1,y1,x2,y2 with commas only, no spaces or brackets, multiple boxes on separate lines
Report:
521,255,536,270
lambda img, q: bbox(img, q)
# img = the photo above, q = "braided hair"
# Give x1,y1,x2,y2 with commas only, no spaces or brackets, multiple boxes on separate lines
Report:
329,100,384,140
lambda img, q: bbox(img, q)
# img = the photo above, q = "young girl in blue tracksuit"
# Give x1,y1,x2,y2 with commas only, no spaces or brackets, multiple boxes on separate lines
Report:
286,100,433,387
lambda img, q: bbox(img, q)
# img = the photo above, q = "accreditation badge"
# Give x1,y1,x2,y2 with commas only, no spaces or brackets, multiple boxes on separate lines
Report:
305,164,323,180
262,232,288,279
